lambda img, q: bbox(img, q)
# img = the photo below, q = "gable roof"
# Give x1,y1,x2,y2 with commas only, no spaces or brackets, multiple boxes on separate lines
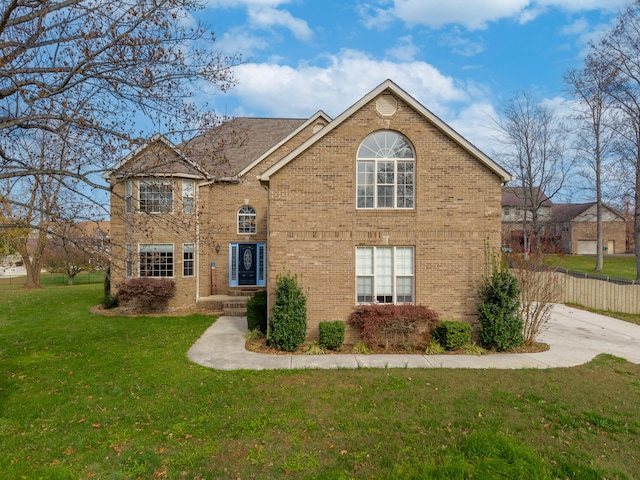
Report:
258,79,513,183
181,117,309,178
502,187,553,207
107,134,211,180
552,202,626,222
237,111,332,178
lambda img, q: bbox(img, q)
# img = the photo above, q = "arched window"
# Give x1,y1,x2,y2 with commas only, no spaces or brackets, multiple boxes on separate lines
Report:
356,131,415,209
238,205,256,234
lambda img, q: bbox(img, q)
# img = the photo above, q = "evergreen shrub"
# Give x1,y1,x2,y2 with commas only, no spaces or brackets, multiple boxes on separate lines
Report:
268,272,307,351
246,291,268,334
478,253,523,351
318,320,345,351
432,321,471,351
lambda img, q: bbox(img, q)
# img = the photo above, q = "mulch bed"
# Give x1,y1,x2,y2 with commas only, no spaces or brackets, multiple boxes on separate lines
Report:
245,338,549,355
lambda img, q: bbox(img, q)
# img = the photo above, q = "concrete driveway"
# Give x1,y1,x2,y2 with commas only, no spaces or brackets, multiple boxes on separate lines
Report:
187,303,640,370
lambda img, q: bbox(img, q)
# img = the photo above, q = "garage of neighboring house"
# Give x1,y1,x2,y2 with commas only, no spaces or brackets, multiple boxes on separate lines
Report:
576,240,616,255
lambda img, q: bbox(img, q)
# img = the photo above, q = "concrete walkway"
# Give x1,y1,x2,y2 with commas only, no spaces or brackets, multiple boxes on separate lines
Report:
187,304,640,370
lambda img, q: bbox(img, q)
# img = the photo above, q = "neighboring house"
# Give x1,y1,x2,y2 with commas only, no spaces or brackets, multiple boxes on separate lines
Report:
501,187,553,252
108,79,512,339
551,203,626,255
501,187,626,255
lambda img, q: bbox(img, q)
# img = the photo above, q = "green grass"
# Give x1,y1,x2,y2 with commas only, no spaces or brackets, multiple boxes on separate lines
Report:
2,285,640,479
0,271,105,290
544,254,637,280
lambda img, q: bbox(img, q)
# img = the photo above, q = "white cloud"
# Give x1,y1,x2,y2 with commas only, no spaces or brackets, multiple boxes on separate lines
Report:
365,0,627,30
205,0,312,41
438,28,485,56
215,27,271,56
385,35,419,62
224,49,470,120
389,0,530,30
247,6,312,41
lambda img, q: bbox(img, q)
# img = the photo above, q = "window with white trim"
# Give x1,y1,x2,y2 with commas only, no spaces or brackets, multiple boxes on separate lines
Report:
126,243,133,277
139,244,174,277
357,131,415,209
125,179,133,213
183,244,194,277
182,180,194,214
356,246,414,304
139,180,173,213
238,205,256,234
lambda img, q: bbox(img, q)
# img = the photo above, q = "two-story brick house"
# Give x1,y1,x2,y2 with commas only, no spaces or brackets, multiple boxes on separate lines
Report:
108,80,512,339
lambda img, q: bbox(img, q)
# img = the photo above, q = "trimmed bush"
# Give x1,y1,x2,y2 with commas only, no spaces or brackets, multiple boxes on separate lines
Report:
102,293,119,309
246,291,268,334
104,265,112,297
268,272,307,352
478,256,523,351
319,320,345,351
117,277,175,311
348,304,439,350
431,321,471,351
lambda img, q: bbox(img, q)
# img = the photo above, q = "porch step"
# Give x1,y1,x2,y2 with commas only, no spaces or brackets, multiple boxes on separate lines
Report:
222,297,248,317
228,287,262,297
197,288,265,317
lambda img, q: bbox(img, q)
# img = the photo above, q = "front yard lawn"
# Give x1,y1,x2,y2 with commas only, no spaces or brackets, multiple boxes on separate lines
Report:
544,254,637,280
2,285,640,479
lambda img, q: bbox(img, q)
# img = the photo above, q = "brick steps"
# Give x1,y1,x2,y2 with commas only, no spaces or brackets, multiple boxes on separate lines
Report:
197,288,265,317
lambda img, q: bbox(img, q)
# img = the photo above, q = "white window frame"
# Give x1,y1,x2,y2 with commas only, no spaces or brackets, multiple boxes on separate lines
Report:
356,246,414,304
125,243,133,277
357,131,415,209
183,243,194,277
238,205,257,234
182,180,195,214
139,179,173,213
125,179,133,214
139,244,174,277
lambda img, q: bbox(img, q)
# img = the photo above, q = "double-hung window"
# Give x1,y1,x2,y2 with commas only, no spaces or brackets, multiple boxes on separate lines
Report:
139,244,174,277
139,180,173,213
356,246,414,304
125,179,133,213
357,131,415,209
182,180,195,214
183,244,194,277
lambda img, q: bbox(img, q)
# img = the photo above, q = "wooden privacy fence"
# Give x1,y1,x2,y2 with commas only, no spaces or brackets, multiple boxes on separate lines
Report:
527,270,640,314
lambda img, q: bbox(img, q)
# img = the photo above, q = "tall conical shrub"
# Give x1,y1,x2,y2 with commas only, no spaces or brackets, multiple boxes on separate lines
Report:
478,250,522,351
268,272,307,351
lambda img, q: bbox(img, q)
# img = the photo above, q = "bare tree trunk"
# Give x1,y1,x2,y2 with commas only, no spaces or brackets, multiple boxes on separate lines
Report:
635,153,640,280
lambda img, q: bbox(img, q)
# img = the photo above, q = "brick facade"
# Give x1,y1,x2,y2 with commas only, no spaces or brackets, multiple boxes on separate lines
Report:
109,80,511,339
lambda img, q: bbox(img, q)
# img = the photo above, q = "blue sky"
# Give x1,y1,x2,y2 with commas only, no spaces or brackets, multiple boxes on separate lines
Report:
194,0,627,160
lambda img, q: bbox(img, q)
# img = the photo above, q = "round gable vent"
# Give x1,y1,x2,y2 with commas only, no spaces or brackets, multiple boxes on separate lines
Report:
376,94,398,116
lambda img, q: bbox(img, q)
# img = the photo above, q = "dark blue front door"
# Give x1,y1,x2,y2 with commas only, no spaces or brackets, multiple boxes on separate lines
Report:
238,243,257,285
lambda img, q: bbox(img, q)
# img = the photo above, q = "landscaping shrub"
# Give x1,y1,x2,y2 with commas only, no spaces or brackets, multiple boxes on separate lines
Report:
348,304,439,350
319,320,345,351
117,277,175,310
104,265,111,297
268,272,307,351
102,293,119,309
431,321,471,351
246,291,268,334
478,252,523,351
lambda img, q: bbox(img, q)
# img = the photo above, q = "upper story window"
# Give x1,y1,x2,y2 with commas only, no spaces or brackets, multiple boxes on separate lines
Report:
140,180,173,213
238,205,256,234
357,131,415,209
182,180,195,214
125,179,133,214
